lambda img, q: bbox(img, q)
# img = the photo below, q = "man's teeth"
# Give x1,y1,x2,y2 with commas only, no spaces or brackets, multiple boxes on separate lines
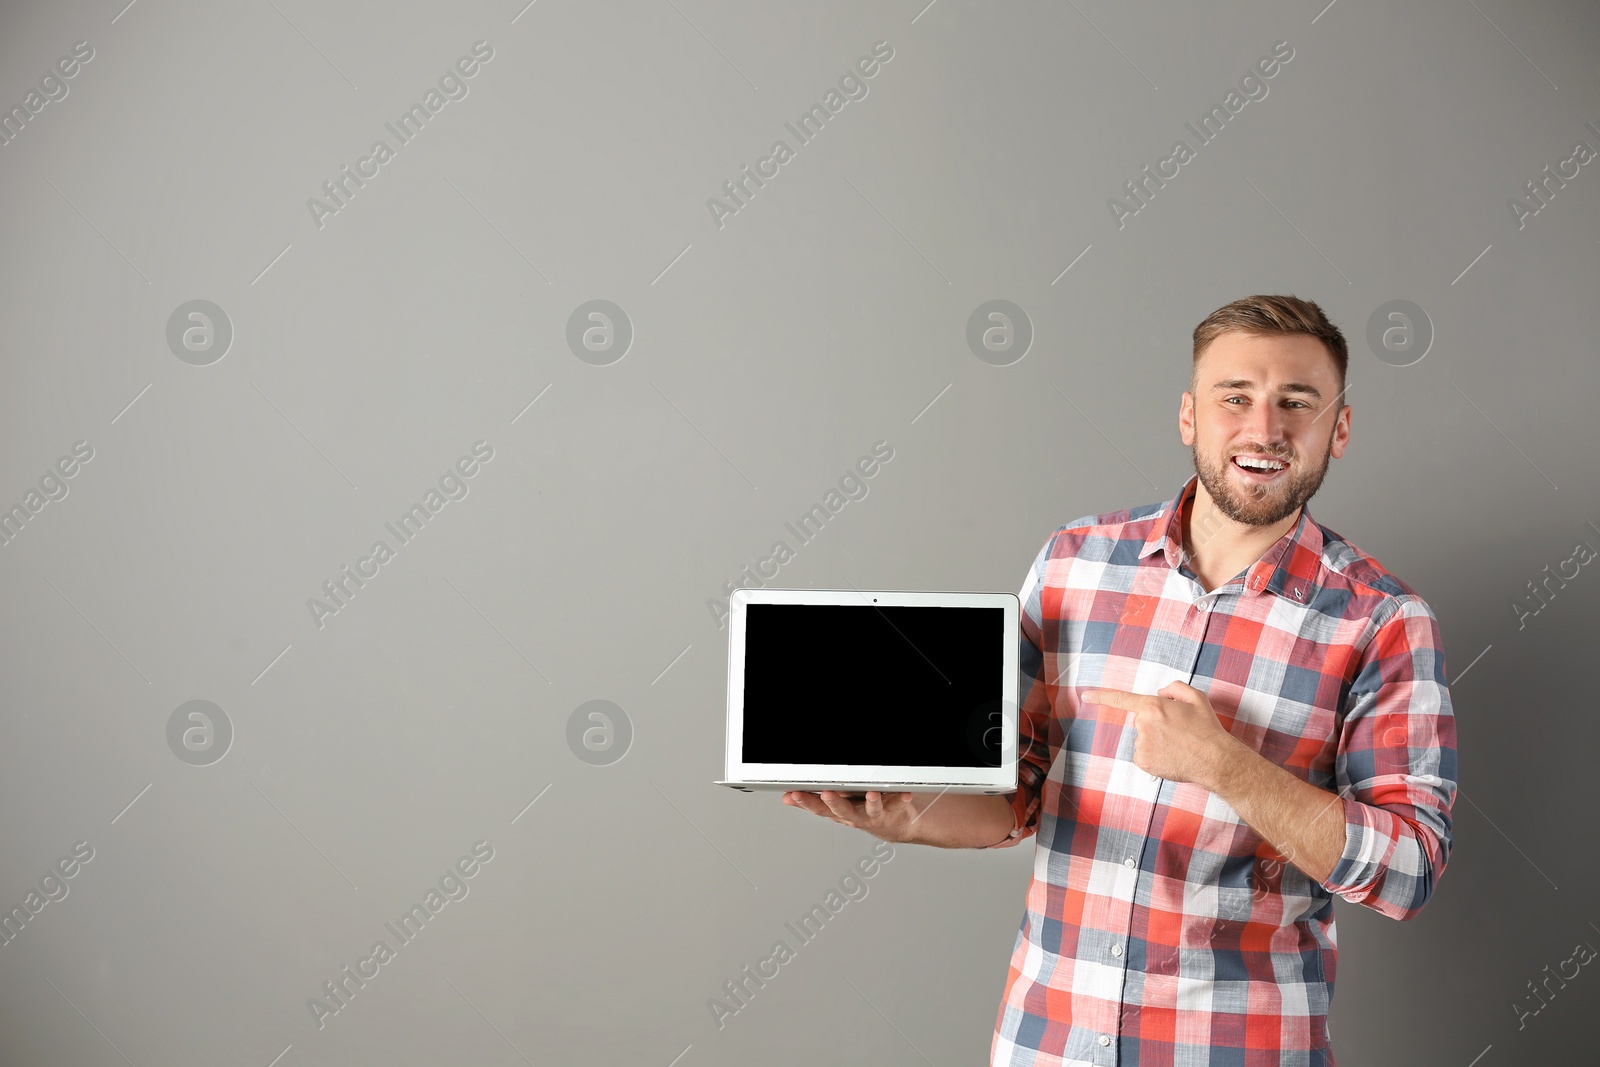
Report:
1235,456,1287,471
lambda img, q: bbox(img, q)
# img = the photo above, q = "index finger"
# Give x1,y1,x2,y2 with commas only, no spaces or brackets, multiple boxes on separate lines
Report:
1085,690,1157,722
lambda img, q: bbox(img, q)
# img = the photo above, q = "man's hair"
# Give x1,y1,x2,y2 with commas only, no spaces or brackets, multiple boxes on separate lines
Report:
1190,294,1348,396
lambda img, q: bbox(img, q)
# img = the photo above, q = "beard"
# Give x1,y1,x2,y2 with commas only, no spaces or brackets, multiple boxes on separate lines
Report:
1191,432,1333,527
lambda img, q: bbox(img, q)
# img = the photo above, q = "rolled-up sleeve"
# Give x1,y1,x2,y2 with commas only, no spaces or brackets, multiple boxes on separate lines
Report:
987,532,1058,849
1318,596,1458,918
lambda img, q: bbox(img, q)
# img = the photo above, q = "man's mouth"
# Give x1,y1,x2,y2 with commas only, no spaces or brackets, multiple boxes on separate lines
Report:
1230,453,1290,480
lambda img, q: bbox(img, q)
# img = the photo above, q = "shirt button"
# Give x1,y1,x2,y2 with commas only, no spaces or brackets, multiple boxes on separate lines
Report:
1148,773,1159,782
1099,1034,1112,1046
1124,857,1136,868
1110,944,1123,957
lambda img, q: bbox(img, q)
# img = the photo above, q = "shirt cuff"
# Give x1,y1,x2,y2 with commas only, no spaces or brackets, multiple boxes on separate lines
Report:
1319,792,1403,898
985,789,1039,849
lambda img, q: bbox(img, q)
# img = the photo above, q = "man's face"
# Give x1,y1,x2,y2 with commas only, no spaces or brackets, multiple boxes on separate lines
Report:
1179,330,1351,527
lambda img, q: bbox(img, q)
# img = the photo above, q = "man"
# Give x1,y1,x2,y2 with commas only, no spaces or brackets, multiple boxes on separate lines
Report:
783,294,1457,1066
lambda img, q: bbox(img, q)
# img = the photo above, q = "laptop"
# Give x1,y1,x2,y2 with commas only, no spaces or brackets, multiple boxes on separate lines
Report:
716,587,1020,795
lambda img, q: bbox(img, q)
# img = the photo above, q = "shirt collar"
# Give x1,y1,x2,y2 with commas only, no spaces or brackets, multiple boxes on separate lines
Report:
1138,474,1325,600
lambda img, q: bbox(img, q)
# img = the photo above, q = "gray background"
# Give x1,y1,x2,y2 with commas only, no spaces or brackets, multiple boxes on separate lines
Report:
0,0,1596,1064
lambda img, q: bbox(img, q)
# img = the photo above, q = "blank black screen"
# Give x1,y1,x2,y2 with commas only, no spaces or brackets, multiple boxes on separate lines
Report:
741,603,1004,767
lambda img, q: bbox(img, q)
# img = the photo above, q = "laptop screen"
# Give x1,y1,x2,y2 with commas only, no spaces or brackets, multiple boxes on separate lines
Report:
741,602,1007,767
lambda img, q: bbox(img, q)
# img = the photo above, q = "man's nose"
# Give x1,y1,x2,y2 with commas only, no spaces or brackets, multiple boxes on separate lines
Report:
1242,402,1288,446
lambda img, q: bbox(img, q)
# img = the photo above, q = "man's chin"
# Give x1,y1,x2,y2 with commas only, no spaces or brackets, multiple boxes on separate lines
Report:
1194,447,1330,528
1212,474,1298,525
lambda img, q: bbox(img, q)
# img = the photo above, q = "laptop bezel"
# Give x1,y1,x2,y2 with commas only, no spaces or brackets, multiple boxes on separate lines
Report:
724,587,1019,791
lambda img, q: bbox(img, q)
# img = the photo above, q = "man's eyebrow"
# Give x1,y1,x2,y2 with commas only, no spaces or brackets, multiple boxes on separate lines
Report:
1209,378,1324,400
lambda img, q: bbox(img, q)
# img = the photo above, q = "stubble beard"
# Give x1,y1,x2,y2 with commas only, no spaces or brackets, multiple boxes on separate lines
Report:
1191,429,1333,527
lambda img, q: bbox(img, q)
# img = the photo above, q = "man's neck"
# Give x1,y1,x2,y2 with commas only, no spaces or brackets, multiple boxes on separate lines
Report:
1181,481,1301,593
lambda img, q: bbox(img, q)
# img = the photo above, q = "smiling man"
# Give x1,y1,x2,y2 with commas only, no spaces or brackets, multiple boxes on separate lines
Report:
783,294,1458,1066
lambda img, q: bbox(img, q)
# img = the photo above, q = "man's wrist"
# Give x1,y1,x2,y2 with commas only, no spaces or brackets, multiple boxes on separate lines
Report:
904,792,1019,849
1198,733,1256,797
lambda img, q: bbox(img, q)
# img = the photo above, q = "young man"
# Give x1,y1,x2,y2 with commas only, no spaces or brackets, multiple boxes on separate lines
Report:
783,294,1457,1066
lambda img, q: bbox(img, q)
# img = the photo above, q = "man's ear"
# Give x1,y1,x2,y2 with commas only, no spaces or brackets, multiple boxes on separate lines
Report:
1328,404,1352,459
1179,391,1196,446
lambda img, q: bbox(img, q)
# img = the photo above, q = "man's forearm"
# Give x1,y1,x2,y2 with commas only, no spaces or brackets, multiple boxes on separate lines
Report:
902,792,1017,849
1201,739,1346,883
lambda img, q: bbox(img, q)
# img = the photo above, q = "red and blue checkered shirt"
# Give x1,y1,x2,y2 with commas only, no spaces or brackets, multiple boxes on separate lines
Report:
988,474,1457,1066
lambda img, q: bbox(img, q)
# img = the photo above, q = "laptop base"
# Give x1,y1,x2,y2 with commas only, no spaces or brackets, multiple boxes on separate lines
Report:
715,780,1010,795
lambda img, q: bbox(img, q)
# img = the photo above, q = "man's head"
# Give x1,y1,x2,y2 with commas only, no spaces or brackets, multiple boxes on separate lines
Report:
1179,295,1351,528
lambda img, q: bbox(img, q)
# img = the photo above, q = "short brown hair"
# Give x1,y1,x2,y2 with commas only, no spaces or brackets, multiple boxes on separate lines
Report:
1191,294,1348,395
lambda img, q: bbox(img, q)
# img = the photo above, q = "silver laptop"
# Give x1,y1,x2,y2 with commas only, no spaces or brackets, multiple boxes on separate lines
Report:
716,587,1019,795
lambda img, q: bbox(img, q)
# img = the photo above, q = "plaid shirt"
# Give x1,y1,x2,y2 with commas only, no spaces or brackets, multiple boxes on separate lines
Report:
988,474,1457,1067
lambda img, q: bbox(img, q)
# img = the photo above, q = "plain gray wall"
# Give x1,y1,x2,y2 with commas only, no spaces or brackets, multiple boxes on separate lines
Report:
1,0,1596,1064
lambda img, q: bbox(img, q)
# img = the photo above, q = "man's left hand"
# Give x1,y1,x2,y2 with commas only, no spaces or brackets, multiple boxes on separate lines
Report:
1080,681,1245,787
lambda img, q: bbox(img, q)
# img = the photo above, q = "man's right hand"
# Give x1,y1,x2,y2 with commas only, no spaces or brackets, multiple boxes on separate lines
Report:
782,790,922,842
781,789,1018,848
